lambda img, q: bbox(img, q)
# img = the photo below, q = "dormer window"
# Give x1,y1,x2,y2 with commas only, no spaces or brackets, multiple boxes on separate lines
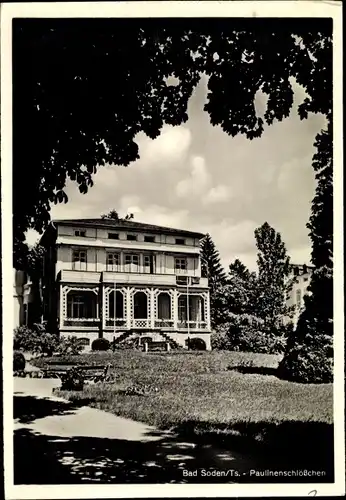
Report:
108,233,119,240
144,235,155,243
175,238,186,245
75,230,86,237
127,234,137,241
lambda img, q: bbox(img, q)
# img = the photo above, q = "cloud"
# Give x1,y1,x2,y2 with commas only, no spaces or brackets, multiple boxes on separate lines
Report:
204,185,231,205
176,155,210,198
34,73,324,272
136,125,191,168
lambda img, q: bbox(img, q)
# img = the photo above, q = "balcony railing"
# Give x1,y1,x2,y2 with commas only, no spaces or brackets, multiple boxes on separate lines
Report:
177,320,208,330
106,319,127,328
64,318,100,327
154,319,174,328
132,319,151,329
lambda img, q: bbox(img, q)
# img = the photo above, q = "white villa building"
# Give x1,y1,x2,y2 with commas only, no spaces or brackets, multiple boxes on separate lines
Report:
34,218,211,350
286,263,314,326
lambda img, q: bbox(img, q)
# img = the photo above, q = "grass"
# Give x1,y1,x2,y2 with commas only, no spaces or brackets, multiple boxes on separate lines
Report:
33,350,334,477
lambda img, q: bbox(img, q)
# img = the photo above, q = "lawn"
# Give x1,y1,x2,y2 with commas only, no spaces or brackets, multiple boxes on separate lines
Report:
33,350,334,479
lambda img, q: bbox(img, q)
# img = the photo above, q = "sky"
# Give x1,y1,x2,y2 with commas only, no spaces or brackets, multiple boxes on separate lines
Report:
26,74,326,272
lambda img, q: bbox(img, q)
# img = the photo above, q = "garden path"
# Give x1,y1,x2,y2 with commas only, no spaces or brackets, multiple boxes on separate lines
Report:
14,377,259,484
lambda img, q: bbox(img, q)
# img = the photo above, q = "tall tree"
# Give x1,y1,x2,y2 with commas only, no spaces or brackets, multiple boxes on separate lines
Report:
25,244,46,325
227,259,258,315
254,222,293,329
200,233,227,327
278,124,333,383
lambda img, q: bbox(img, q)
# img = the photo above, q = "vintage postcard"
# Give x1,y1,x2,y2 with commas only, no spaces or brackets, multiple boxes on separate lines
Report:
1,1,344,498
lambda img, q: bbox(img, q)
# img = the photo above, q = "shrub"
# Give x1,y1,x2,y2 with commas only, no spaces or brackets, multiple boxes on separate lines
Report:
13,324,59,356
92,337,110,351
60,367,85,391
214,314,289,354
112,337,141,350
211,331,233,350
277,344,333,384
56,336,85,356
13,351,26,371
188,337,207,351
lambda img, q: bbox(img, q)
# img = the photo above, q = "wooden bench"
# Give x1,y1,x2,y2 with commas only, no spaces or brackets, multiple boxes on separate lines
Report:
143,341,170,352
40,362,111,382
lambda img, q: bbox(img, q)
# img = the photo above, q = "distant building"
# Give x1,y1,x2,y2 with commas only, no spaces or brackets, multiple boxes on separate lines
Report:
22,218,212,350
286,263,314,326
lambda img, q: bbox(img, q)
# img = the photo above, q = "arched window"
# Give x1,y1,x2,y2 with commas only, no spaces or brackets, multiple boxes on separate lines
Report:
109,290,124,319
134,292,148,319
158,293,171,320
178,295,205,322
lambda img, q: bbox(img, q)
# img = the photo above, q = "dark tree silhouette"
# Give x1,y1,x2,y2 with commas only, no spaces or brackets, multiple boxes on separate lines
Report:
278,124,333,383
100,209,134,220
228,259,258,315
200,233,227,327
13,18,333,381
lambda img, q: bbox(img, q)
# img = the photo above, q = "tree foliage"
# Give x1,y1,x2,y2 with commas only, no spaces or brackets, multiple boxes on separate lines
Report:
100,209,134,220
13,18,331,264
278,124,333,383
200,233,227,327
254,222,293,327
227,259,258,315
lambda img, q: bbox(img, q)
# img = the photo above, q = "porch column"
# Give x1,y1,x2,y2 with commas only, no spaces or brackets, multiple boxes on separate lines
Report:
59,284,64,330
205,291,211,330
173,289,179,330
101,285,106,330
126,287,133,328
150,289,155,328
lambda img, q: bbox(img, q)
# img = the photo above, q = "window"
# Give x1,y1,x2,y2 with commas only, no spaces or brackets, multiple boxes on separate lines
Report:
75,230,86,237
176,276,188,285
109,290,124,319
134,291,148,319
178,295,205,323
175,238,186,245
108,233,119,240
143,254,155,274
175,257,187,272
127,234,137,241
158,293,171,320
72,249,87,271
124,254,139,272
144,235,155,243
107,252,120,271
67,291,97,319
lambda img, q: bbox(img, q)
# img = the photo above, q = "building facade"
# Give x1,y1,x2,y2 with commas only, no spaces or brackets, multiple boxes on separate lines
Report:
38,218,211,350
286,263,313,326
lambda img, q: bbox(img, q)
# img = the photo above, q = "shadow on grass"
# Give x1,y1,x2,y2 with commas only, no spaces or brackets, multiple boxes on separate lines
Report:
173,419,334,480
229,366,278,376
13,395,334,484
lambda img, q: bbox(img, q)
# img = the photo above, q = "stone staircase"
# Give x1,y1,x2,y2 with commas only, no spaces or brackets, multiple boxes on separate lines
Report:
111,329,182,351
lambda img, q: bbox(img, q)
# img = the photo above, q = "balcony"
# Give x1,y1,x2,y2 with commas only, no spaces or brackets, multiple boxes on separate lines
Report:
59,269,208,288
103,271,208,288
